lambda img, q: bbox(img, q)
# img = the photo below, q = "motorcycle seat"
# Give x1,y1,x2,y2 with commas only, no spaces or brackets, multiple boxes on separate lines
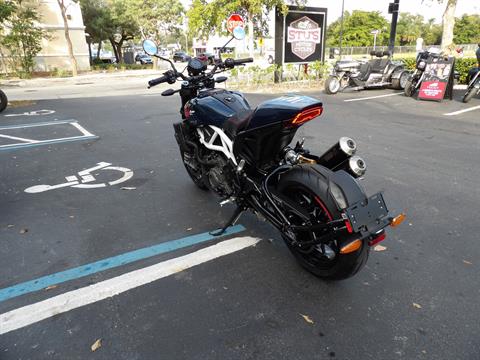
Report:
223,109,254,138
369,58,389,73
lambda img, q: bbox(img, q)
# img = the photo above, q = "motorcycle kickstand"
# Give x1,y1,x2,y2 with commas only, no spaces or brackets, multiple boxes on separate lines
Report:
210,206,245,236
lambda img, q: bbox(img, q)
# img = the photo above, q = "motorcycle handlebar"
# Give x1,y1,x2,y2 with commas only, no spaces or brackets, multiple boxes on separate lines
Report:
233,57,254,65
148,75,169,88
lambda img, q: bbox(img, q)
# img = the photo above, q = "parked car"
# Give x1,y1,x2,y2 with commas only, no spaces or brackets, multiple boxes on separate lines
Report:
173,51,191,62
197,52,215,65
135,54,153,65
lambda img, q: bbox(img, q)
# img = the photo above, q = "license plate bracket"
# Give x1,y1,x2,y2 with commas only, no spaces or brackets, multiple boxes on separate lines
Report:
344,193,389,233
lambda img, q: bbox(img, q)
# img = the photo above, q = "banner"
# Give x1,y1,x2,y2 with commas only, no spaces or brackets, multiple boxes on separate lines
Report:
418,57,455,101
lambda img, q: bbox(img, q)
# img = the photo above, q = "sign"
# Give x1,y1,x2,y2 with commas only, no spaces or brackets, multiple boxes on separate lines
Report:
280,6,327,64
24,162,134,193
418,56,455,101
226,14,244,34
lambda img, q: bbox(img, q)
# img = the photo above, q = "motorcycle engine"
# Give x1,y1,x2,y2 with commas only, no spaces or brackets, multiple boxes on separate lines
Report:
206,154,234,197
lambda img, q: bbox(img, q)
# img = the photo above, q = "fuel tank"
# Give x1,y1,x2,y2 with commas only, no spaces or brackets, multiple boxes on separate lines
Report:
188,89,251,127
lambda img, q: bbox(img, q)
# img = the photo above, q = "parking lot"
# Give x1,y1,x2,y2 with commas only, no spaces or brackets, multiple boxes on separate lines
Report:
1,86,479,359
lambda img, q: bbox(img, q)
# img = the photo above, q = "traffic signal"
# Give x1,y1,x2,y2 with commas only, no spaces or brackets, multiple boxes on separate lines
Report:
388,2,399,14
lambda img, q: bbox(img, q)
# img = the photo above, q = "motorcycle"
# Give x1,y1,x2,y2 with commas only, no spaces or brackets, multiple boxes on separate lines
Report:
462,67,480,103
142,27,405,280
0,89,7,112
325,50,409,95
404,48,443,97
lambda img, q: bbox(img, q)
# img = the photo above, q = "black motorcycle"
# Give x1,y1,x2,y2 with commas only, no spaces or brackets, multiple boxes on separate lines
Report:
404,48,444,97
462,67,480,103
142,28,404,280
325,50,409,95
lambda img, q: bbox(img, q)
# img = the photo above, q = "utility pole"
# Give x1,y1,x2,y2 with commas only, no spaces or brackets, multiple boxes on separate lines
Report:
338,0,345,57
388,0,400,54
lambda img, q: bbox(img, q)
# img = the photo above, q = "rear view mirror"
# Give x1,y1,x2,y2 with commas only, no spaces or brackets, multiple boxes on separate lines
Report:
233,26,245,40
143,40,158,56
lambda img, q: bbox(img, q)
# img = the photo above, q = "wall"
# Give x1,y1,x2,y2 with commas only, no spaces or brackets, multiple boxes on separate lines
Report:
35,0,90,72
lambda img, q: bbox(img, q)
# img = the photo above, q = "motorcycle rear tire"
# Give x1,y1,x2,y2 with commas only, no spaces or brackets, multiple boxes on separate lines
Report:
277,166,369,280
0,90,7,112
462,87,476,103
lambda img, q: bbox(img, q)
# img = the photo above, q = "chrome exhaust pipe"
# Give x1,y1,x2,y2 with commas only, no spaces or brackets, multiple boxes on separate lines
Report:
316,137,357,169
334,155,367,178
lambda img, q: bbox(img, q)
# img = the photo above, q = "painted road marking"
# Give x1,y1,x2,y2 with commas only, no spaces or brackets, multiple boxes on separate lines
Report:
4,109,56,117
0,236,259,335
443,104,480,116
343,92,403,102
0,119,97,151
0,225,245,303
24,162,134,193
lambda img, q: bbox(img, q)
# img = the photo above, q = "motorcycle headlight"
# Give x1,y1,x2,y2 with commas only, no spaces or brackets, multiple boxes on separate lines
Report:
417,61,426,70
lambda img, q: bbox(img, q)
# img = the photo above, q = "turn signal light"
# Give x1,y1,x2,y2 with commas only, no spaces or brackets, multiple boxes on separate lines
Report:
390,213,406,228
290,106,323,126
340,239,362,254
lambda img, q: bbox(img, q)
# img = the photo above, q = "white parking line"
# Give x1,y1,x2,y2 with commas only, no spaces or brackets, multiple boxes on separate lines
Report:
344,92,403,102
0,236,260,335
443,105,480,116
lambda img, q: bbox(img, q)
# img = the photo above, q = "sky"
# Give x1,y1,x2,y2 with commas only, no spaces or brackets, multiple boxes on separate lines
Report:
180,0,480,25
319,0,480,24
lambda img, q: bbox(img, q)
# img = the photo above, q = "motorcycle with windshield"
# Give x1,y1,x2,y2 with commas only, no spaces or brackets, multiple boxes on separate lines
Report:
142,27,405,280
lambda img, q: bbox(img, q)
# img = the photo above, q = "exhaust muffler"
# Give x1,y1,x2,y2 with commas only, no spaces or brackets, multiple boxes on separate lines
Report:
334,155,367,178
316,137,357,169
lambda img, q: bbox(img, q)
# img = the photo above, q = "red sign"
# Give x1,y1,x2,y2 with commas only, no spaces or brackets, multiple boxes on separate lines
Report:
287,16,321,60
227,14,244,33
418,81,447,101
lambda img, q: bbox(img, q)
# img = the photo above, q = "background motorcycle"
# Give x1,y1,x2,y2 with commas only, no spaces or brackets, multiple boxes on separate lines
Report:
0,89,7,112
142,28,404,280
462,67,480,103
325,50,409,95
404,48,443,97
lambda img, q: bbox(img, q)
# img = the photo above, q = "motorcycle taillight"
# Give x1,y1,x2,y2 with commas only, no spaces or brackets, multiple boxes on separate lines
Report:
288,106,323,127
184,103,191,118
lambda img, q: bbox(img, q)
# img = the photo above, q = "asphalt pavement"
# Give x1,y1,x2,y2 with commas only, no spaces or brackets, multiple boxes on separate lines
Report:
0,85,479,359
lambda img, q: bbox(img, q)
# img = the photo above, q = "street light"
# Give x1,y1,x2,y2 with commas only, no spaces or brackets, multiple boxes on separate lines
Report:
370,29,379,50
339,0,345,58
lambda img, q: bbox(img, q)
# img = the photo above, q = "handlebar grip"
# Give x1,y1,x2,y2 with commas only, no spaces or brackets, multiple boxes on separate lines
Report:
148,75,168,88
233,58,254,65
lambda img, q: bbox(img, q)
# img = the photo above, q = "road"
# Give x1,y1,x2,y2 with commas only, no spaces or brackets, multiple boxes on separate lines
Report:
0,87,479,359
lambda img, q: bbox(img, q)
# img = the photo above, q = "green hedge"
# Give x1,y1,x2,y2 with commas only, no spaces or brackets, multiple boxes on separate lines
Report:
397,57,477,84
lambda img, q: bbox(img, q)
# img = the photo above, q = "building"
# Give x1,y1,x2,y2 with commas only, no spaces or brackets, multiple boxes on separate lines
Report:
35,0,90,72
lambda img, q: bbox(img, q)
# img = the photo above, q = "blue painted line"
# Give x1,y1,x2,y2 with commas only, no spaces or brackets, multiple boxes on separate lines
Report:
0,225,245,303
0,120,76,130
0,135,98,151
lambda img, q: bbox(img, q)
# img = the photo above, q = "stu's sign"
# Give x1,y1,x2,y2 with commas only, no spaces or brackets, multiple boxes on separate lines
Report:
282,6,327,64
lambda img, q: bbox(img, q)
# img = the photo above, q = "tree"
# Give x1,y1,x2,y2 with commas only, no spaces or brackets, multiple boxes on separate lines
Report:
137,0,184,44
327,11,389,47
0,0,45,76
56,0,79,76
106,0,139,63
453,14,480,44
440,0,457,50
421,18,442,45
187,0,291,58
79,0,112,60
396,12,425,45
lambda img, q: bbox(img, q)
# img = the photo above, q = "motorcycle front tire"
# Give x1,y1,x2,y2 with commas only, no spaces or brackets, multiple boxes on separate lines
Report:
404,78,415,97
0,90,7,112
324,76,341,95
277,166,369,280
462,86,476,103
